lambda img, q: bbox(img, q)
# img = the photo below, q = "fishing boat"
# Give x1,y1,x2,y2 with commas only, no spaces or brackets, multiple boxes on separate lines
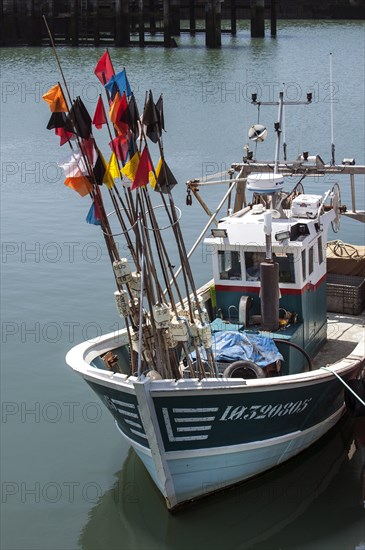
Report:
42,41,365,510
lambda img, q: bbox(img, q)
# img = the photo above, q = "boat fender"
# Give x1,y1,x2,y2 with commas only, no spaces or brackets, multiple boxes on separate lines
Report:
239,295,252,326
223,360,266,380
344,378,365,417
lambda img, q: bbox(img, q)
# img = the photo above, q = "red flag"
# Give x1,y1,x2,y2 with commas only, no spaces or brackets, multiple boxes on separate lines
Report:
93,197,103,221
94,51,114,85
131,147,153,191
92,96,107,129
109,135,128,162
55,127,73,146
80,138,96,165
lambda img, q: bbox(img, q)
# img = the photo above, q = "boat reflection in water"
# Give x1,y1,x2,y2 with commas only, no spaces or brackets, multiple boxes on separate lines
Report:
79,415,365,550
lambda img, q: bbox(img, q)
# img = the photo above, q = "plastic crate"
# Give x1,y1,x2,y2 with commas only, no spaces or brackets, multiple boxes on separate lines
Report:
327,274,365,315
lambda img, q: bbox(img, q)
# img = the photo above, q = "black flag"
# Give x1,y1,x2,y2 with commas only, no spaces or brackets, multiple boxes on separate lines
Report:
156,160,178,194
142,90,161,143
46,111,67,130
64,97,92,140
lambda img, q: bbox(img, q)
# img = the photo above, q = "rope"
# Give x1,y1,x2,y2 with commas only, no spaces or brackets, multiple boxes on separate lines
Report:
327,240,363,260
321,366,365,407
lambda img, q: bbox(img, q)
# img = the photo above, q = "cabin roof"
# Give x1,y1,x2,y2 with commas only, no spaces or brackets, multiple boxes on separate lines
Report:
204,207,335,249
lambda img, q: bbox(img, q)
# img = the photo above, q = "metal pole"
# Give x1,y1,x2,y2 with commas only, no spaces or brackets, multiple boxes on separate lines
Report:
274,91,284,172
350,173,356,213
329,53,335,166
137,248,145,379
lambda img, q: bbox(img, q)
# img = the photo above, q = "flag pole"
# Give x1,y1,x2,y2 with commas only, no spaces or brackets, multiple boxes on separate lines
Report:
43,16,73,107
43,20,121,262
138,92,217,376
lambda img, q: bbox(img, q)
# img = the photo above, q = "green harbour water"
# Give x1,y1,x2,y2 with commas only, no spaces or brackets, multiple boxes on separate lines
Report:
1,20,365,550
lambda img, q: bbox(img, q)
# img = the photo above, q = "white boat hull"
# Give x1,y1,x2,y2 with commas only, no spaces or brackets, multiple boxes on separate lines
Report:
126,407,343,506
66,322,364,510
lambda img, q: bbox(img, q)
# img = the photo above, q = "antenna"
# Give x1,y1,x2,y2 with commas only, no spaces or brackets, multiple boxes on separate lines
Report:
250,90,312,173
274,91,284,172
282,102,287,161
329,53,335,165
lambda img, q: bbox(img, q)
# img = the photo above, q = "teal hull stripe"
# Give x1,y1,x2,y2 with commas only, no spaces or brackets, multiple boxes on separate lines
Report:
86,367,358,453
87,381,149,448
153,375,349,452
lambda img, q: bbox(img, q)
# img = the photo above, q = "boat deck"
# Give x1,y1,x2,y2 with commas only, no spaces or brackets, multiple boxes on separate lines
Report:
313,311,365,369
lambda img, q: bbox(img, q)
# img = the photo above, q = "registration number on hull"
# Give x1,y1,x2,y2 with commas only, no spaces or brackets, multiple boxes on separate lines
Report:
219,399,312,422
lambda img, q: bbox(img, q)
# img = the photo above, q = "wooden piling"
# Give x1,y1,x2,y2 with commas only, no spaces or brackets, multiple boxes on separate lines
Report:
115,0,130,46
46,0,55,40
163,0,172,47
26,0,42,45
0,0,3,46
3,0,281,48
70,0,79,46
138,0,145,46
149,0,156,35
170,0,180,36
231,0,237,36
271,0,277,36
189,0,196,35
92,0,100,46
250,0,265,38
205,0,221,49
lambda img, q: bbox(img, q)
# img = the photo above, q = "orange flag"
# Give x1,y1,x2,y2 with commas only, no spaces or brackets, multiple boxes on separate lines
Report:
109,92,122,123
42,83,68,113
64,176,93,197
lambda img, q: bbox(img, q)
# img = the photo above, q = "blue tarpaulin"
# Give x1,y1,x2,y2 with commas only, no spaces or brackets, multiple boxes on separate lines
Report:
191,331,283,368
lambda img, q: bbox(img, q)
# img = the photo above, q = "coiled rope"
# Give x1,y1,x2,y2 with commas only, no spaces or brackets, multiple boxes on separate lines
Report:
327,240,364,260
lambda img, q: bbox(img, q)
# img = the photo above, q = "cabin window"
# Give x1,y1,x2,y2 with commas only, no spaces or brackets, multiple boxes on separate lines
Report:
218,250,241,280
301,250,306,280
318,236,324,264
274,252,296,283
245,252,265,281
309,246,314,275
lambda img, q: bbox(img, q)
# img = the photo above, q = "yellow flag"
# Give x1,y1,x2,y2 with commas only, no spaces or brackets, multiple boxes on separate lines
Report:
42,83,68,112
149,157,162,189
103,152,120,189
121,152,140,182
